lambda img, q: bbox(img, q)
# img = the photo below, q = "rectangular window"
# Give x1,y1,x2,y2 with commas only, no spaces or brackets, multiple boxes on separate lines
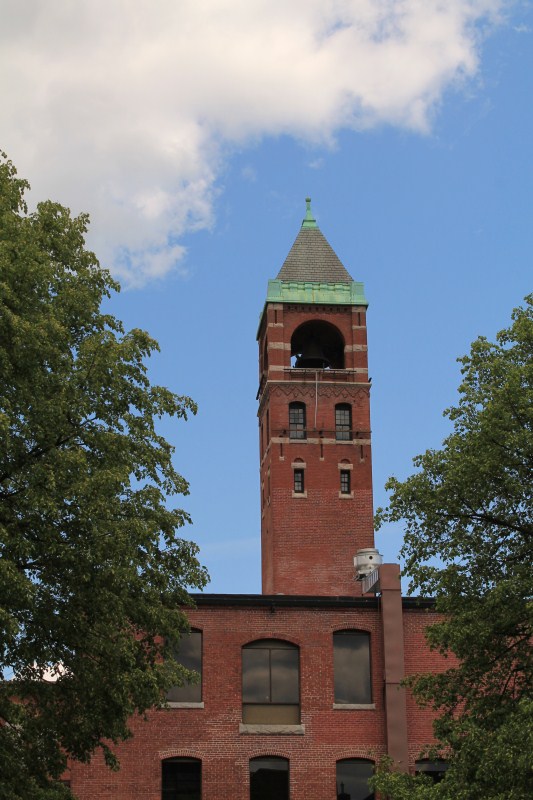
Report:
165,631,202,703
162,758,201,800
289,403,306,439
340,470,351,494
242,640,300,724
335,405,352,441
333,631,371,705
336,760,374,800
293,469,304,494
250,757,289,800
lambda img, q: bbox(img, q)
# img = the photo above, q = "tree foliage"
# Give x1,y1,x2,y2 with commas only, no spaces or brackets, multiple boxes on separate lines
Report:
0,153,208,798
373,297,533,799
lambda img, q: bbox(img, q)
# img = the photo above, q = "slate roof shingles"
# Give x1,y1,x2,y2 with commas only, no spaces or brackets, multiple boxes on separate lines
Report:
276,227,353,284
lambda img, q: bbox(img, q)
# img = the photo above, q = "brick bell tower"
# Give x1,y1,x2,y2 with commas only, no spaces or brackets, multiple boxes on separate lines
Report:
257,199,375,596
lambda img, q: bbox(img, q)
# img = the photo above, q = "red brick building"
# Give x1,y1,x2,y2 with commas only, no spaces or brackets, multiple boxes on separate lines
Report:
67,200,447,800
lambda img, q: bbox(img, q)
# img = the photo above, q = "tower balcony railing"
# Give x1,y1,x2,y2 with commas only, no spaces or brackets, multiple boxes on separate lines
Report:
257,368,369,399
272,428,371,441
285,367,366,382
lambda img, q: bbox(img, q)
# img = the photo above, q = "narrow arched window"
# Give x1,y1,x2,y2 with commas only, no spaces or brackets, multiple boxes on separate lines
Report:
289,402,306,439
162,757,201,800
250,757,289,800
336,759,374,800
335,404,352,440
242,639,299,724
333,630,371,705
165,630,202,703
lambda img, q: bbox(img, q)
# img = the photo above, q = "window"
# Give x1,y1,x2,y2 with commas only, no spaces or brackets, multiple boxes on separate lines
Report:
289,402,306,439
336,759,374,800
335,404,352,440
333,631,371,705
340,470,350,494
242,639,299,724
162,758,201,800
415,759,448,784
250,757,289,800
165,630,202,703
293,469,304,494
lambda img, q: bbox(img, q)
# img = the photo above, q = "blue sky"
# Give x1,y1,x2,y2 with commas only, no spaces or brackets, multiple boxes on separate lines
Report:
1,1,532,592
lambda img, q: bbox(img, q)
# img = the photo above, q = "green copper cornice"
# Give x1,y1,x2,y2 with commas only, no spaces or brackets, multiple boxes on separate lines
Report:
257,278,368,337
301,197,318,229
266,278,367,306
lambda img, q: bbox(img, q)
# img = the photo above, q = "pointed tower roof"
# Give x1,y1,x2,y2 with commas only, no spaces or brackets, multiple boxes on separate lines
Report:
259,199,367,335
276,198,353,284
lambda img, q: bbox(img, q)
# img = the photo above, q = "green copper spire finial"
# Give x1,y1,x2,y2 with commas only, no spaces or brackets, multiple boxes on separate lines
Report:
302,196,318,229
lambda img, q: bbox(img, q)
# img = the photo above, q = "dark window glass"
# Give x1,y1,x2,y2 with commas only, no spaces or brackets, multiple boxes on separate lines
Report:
250,757,289,800
335,404,352,441
162,758,201,800
293,469,304,493
336,760,374,800
340,470,351,494
289,403,306,439
415,759,448,783
166,631,202,703
333,631,371,705
243,640,299,724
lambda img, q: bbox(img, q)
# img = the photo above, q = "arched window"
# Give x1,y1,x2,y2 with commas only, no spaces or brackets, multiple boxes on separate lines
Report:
336,759,374,800
242,639,300,724
250,757,289,800
165,630,202,704
415,759,449,783
333,631,371,705
289,402,306,439
162,757,201,800
335,404,352,440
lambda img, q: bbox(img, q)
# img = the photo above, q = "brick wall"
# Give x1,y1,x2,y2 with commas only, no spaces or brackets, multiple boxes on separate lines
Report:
68,602,448,799
258,303,375,595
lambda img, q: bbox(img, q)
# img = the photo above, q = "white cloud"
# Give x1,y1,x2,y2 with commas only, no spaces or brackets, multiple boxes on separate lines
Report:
0,0,505,285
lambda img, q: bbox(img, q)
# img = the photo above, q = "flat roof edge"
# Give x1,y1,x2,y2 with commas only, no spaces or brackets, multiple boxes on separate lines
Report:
189,593,436,610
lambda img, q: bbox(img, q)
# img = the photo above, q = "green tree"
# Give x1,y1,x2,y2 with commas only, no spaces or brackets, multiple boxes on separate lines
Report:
373,297,533,799
0,154,208,798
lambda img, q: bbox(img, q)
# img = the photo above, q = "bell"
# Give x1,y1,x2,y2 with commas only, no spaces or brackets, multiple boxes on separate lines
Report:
294,337,329,368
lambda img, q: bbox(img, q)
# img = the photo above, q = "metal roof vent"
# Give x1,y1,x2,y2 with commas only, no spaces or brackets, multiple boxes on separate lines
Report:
354,548,383,580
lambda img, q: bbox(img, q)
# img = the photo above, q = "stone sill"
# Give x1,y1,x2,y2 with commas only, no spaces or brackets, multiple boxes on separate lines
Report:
164,702,204,709
239,724,305,735
333,703,375,710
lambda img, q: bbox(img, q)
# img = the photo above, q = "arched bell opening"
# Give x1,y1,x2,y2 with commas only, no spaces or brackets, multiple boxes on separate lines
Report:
291,320,345,369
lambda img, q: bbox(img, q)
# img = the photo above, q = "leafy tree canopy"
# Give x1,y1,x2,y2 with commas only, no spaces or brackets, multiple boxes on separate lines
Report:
0,153,208,798
373,296,533,799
